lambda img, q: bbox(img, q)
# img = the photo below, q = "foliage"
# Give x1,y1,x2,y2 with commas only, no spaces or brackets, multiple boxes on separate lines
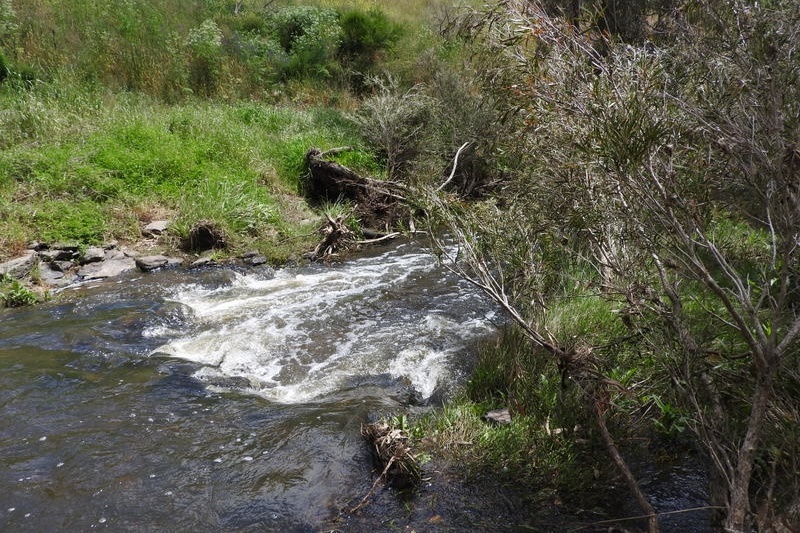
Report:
351,75,435,179
0,274,38,308
0,47,7,83
268,6,343,80
0,90,360,260
337,7,402,88
0,0,433,101
185,19,225,96
0,0,16,39
408,0,800,530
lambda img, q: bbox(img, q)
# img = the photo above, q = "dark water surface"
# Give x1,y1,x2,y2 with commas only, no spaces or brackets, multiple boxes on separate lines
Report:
0,242,503,532
0,242,709,532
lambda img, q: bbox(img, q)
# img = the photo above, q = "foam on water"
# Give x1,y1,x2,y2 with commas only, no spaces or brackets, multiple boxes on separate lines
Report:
150,243,497,403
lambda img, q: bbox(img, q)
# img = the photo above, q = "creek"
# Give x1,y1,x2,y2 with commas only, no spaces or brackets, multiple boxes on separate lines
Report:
0,241,710,532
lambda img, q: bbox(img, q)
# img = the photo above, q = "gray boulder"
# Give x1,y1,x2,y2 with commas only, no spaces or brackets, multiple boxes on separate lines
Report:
52,260,75,273
135,255,182,272
78,256,136,280
0,251,36,279
142,220,171,237
80,246,106,264
39,264,74,288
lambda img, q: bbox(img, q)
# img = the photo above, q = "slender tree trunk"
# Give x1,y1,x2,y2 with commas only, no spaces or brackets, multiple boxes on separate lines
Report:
593,400,660,533
724,366,776,532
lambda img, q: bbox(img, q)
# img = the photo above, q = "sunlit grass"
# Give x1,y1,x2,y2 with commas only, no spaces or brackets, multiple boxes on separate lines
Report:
0,87,372,260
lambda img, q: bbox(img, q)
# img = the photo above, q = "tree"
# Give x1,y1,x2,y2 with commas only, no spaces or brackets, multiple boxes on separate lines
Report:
416,0,800,530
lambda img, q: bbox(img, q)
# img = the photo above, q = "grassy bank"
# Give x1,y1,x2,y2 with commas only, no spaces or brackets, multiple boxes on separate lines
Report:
0,0,440,265
0,85,385,262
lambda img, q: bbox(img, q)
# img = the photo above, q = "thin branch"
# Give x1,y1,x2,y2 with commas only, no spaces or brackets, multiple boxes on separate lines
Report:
436,142,473,192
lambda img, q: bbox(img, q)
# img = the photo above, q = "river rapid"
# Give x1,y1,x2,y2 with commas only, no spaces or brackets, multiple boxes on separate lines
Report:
0,241,509,532
0,240,711,532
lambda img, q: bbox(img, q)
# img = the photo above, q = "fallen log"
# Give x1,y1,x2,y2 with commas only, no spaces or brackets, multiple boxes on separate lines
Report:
305,148,409,229
307,212,354,261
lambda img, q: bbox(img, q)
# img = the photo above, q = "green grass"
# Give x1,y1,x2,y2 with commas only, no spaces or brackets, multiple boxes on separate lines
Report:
0,86,374,261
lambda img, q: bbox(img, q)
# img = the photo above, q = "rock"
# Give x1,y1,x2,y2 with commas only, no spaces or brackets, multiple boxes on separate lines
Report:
135,255,181,272
104,240,118,250
483,408,512,426
142,220,171,237
244,254,268,266
28,241,49,252
78,256,136,280
39,249,75,262
38,264,74,288
80,246,106,264
52,260,75,273
191,256,216,267
135,255,169,272
52,243,80,252
0,251,37,279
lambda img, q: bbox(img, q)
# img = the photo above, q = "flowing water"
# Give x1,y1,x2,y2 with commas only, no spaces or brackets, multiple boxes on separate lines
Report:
0,242,505,532
0,241,710,532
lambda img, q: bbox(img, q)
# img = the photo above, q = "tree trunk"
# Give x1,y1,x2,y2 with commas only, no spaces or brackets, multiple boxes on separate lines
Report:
724,366,776,532
593,400,660,533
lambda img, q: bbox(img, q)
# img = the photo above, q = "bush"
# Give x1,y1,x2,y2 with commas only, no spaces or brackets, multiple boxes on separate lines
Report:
268,6,342,80
338,8,401,83
0,48,7,83
185,19,224,96
0,274,38,308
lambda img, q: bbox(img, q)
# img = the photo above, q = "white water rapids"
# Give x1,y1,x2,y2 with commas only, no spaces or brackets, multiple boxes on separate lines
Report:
149,242,498,403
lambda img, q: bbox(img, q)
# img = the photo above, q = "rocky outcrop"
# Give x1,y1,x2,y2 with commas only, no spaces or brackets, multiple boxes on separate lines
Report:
1,241,186,290
0,221,277,301
77,250,137,280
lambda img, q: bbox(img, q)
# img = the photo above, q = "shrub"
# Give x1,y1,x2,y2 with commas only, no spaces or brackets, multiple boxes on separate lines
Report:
0,48,7,83
0,274,38,308
337,8,401,86
186,19,224,96
0,0,17,40
268,6,342,80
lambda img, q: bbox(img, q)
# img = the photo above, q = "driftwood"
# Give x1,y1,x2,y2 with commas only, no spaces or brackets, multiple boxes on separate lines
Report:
305,148,409,229
349,420,421,514
308,212,354,261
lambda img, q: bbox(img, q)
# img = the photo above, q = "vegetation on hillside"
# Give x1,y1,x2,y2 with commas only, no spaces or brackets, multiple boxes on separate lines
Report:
374,1,798,531
1,0,798,531
0,0,410,264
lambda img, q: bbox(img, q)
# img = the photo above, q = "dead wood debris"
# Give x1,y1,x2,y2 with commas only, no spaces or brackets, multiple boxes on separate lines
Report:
349,420,422,514
309,212,354,261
